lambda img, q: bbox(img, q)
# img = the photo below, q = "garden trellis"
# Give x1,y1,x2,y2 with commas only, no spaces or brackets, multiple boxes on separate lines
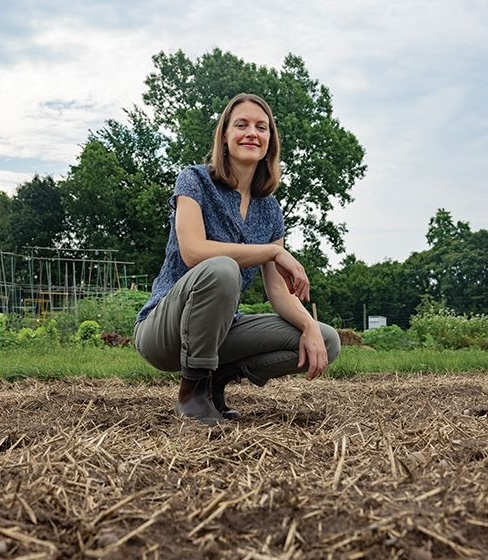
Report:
0,247,138,316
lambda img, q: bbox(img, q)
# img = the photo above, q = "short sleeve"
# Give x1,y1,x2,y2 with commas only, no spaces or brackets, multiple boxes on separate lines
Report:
170,167,204,208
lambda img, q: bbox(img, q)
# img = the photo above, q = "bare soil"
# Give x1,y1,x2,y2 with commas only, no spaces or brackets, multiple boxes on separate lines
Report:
0,372,487,560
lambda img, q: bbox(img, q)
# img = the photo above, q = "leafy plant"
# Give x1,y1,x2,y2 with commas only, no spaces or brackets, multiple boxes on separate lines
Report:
72,320,103,346
362,325,417,350
0,313,17,348
361,307,488,351
0,315,60,349
409,307,488,349
77,289,150,336
47,311,79,342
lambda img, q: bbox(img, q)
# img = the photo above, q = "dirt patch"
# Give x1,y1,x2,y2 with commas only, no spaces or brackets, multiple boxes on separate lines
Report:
1,372,487,559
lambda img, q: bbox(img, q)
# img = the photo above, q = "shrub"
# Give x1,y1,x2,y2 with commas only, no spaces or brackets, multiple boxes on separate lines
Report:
362,325,417,350
48,311,79,342
72,320,103,346
0,313,17,348
39,318,60,343
409,308,488,350
239,302,274,314
77,289,150,336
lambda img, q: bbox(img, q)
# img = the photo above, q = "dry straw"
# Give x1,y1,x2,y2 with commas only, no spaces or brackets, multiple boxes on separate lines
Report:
0,372,487,559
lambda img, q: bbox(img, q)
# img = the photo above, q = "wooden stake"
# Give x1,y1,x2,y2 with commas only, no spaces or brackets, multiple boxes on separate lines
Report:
312,302,318,321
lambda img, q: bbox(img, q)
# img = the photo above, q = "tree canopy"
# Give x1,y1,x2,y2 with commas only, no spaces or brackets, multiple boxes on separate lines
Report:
426,207,471,247
143,48,367,253
51,48,367,276
314,209,487,328
404,209,487,315
7,175,65,250
59,108,171,276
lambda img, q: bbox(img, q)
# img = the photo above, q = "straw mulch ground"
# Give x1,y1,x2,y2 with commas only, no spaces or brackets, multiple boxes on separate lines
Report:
0,372,487,560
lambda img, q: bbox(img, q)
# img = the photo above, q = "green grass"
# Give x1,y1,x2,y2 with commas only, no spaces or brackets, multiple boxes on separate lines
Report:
0,345,486,382
329,346,488,378
0,345,169,382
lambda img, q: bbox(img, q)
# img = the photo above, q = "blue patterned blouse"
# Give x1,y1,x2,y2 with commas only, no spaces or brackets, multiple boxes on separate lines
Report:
136,164,284,322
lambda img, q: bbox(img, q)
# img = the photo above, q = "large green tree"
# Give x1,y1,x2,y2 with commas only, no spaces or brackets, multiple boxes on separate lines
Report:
143,48,367,255
404,209,487,315
60,108,172,277
8,175,65,250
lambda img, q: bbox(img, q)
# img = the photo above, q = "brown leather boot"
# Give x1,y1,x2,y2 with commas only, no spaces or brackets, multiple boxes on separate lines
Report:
176,368,224,426
212,364,242,420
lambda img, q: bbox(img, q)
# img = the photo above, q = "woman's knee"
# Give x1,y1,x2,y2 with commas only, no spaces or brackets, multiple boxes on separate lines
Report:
201,256,242,294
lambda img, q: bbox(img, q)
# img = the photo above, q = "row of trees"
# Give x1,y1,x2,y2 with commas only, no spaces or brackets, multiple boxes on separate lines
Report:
1,49,486,328
247,209,486,329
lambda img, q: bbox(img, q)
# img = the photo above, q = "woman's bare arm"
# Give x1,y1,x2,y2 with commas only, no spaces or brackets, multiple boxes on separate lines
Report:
175,196,282,268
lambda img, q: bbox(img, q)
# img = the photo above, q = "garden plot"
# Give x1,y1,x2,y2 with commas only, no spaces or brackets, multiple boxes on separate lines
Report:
1,373,487,559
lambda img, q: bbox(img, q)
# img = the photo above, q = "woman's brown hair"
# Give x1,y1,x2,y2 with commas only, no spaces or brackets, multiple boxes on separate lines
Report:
208,93,281,197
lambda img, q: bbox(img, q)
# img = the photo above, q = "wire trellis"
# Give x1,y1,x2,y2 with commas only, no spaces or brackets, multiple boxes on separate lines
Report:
0,247,137,317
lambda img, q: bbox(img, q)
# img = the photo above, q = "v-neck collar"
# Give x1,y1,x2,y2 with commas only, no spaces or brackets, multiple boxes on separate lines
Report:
231,189,253,225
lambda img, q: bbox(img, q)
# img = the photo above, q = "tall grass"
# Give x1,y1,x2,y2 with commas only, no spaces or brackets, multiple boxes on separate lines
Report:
1,345,486,382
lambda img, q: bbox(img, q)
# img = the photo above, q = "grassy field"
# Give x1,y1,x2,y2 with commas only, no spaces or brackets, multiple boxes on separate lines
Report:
1,344,487,381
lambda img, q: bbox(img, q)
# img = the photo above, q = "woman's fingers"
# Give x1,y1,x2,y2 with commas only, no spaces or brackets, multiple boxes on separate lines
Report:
274,252,310,301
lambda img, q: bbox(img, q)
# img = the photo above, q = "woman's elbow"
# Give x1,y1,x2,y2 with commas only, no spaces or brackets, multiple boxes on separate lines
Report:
181,252,200,268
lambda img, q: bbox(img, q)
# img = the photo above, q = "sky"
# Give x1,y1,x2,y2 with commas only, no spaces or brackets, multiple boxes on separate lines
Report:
0,0,487,267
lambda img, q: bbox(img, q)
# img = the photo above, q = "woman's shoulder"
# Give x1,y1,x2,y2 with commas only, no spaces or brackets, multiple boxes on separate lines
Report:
175,164,213,193
178,163,212,182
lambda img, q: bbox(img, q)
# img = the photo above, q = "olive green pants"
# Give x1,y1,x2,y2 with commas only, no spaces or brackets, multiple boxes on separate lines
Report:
134,256,341,384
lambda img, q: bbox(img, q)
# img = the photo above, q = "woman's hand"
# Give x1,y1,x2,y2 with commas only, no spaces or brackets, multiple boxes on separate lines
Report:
274,248,310,302
298,323,329,380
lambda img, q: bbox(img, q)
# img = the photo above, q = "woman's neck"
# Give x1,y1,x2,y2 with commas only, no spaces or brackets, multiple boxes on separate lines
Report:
232,162,257,195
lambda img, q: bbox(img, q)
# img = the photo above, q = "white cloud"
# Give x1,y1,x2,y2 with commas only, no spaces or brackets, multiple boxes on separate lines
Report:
0,170,36,196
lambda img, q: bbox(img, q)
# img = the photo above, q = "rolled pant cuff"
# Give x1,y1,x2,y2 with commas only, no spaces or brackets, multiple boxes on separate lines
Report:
184,356,219,371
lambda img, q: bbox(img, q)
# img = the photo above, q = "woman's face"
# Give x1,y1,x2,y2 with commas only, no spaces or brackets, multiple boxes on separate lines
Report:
224,100,270,167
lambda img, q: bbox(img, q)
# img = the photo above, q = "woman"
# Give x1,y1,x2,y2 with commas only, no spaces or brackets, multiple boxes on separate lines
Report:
134,93,341,425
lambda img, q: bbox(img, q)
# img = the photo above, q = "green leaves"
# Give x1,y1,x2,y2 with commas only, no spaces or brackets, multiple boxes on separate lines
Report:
426,208,471,248
143,48,367,254
405,211,487,315
60,110,172,277
8,175,65,250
